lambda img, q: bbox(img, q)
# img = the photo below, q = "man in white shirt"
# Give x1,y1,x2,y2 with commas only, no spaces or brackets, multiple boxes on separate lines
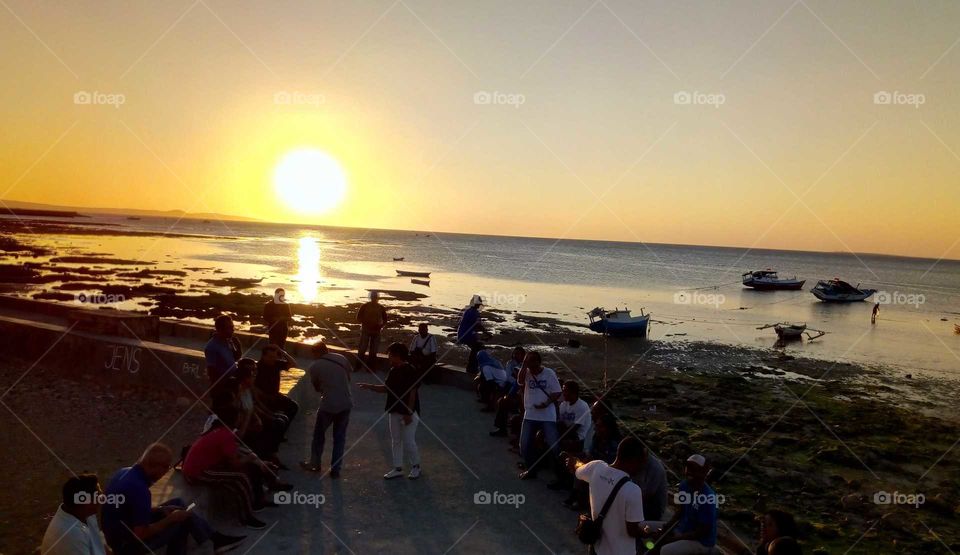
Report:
408,323,439,382
569,438,647,555
517,352,562,480
40,475,107,555
549,380,593,490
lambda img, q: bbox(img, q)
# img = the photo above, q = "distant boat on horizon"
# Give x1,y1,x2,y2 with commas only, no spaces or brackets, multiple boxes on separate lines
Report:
396,270,430,278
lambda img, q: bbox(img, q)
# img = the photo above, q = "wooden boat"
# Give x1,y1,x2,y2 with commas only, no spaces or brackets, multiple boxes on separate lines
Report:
396,270,430,278
811,278,876,302
587,307,650,337
410,278,430,286
393,257,405,261
742,269,805,290
758,322,826,341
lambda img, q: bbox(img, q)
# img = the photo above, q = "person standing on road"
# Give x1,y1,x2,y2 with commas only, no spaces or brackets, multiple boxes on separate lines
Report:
300,342,353,478
358,343,423,480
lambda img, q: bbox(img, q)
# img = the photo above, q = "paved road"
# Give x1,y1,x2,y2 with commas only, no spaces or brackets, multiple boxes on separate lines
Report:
156,358,585,554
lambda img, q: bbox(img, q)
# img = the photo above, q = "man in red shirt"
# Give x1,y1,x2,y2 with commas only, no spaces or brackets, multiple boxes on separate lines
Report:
182,407,291,529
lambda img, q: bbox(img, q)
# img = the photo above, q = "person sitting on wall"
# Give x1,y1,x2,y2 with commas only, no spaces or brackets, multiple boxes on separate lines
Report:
102,443,246,554
236,359,286,464
255,344,300,433
40,474,109,555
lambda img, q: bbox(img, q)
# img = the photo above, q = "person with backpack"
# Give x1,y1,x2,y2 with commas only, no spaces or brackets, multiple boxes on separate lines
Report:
565,437,646,555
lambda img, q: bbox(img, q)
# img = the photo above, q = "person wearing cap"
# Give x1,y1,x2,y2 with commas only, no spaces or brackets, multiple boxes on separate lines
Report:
456,294,484,375
647,454,719,555
356,290,388,371
263,287,293,349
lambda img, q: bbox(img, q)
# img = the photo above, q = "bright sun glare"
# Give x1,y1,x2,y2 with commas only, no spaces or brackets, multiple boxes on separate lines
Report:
273,148,347,214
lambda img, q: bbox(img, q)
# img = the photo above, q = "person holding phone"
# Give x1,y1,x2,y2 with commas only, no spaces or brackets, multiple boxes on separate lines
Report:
358,343,423,480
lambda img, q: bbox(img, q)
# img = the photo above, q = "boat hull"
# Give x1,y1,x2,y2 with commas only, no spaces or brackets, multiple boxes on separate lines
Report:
588,317,650,337
396,270,431,278
743,279,805,291
811,289,876,302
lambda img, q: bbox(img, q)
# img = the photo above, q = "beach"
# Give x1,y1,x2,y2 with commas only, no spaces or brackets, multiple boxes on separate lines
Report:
2,215,959,553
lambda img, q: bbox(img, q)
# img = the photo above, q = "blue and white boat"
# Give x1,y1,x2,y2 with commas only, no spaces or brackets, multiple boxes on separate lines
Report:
587,307,650,337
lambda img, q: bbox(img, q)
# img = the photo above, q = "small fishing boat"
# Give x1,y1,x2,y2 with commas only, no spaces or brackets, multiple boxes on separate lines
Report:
587,307,650,337
393,257,405,261
742,269,805,290
811,278,876,302
396,270,431,278
757,322,827,341
411,278,430,286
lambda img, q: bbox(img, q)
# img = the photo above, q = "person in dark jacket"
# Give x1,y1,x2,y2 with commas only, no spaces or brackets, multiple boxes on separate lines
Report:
456,294,484,375
263,288,293,349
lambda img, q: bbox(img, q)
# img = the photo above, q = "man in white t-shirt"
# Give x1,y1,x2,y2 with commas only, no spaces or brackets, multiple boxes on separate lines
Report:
569,438,647,555
549,380,593,490
40,475,108,555
517,351,562,480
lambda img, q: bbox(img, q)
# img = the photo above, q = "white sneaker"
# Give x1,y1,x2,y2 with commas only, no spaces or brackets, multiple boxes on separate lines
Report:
383,468,404,480
407,466,421,480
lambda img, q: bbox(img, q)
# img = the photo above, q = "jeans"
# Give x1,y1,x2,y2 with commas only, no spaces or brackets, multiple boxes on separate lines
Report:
358,330,380,366
388,412,420,468
519,418,559,473
139,498,213,555
311,409,351,470
464,340,481,375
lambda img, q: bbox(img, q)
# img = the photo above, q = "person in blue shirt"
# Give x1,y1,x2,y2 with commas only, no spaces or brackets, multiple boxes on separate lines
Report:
204,315,241,388
102,443,244,555
647,454,719,555
456,295,484,375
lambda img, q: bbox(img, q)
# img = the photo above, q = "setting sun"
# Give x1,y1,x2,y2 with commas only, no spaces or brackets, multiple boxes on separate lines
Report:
273,148,347,214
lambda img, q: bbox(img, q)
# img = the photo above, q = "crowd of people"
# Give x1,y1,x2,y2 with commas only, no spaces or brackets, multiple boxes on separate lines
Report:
38,288,802,555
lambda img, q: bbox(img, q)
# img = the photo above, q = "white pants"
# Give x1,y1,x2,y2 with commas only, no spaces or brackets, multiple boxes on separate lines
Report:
661,539,712,555
389,412,420,468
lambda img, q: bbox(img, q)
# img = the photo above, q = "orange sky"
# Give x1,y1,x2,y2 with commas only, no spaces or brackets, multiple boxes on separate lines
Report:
1,0,959,259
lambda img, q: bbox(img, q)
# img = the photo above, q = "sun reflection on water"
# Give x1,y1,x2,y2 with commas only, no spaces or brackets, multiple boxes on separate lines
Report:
296,236,321,303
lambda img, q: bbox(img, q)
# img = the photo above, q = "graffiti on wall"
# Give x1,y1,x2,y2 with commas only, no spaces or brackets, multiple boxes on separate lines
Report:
104,345,141,374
